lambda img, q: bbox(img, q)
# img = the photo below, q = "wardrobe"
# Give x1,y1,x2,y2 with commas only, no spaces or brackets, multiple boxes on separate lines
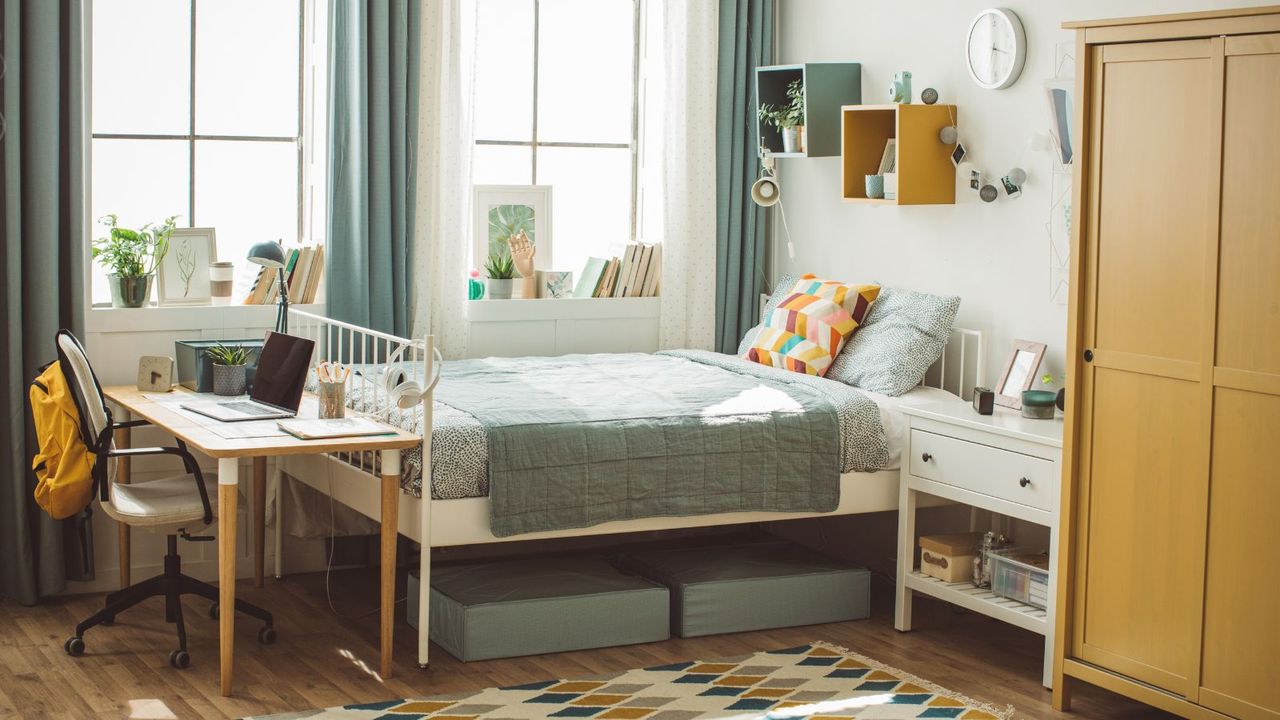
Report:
1055,7,1280,720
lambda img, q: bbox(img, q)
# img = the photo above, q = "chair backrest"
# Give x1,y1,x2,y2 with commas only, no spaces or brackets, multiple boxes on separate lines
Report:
56,331,111,442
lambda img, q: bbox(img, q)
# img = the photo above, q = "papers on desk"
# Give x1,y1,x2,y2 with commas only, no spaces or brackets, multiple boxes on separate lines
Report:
276,417,396,440
141,391,290,439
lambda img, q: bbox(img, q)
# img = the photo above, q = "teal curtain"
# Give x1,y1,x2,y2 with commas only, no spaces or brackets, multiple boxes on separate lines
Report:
714,0,773,354
327,0,420,338
1,0,93,604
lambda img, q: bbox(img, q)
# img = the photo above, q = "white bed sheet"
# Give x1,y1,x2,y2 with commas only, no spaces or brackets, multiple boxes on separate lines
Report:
861,385,961,470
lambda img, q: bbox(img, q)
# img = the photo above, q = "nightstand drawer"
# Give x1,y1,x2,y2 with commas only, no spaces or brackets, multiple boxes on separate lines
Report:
909,429,1054,511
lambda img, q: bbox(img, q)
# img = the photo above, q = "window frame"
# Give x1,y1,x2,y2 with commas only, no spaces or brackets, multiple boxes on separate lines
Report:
472,0,643,244
88,0,314,306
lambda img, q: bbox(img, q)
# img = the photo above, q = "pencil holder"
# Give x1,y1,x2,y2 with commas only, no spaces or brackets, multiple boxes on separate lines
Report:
318,381,346,419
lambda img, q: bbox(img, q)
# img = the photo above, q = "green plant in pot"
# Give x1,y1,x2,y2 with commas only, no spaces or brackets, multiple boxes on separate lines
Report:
758,79,806,153
92,214,178,308
484,252,517,300
206,343,251,396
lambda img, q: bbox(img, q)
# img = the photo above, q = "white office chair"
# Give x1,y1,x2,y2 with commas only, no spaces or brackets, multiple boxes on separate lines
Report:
51,330,275,668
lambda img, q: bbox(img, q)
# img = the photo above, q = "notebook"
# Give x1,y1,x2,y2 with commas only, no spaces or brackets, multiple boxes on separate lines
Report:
276,417,396,440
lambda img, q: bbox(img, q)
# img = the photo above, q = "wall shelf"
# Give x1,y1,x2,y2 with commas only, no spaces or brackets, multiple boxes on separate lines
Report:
841,103,958,205
755,63,861,158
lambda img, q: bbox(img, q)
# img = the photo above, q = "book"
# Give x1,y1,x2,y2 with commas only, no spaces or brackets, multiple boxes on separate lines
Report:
276,416,396,440
633,244,654,297
243,266,268,304
574,257,608,298
599,258,619,298
302,245,325,303
642,243,662,297
252,267,278,305
288,246,313,299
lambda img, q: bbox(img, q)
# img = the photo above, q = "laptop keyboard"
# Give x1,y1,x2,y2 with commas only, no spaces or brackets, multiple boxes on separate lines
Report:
219,401,278,416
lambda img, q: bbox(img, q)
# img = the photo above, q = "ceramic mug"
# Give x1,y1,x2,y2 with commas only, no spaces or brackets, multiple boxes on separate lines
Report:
865,174,885,199
210,262,235,306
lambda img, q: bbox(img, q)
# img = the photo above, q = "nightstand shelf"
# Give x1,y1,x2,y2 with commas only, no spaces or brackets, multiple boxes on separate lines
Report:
895,399,1063,689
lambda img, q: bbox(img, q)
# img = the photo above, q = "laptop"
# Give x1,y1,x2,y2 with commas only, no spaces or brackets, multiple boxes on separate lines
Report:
182,332,316,422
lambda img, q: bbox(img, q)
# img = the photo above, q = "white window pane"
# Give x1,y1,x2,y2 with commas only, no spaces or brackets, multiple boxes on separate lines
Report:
90,139,190,304
536,146,631,275
194,141,299,299
91,0,190,135
473,144,533,185
537,0,634,144
473,0,534,142
195,0,299,136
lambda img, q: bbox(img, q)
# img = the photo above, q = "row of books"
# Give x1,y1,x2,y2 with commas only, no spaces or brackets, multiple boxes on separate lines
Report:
574,242,662,298
245,245,325,305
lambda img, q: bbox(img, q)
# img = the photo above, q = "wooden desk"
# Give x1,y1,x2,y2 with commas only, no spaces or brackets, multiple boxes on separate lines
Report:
101,386,420,696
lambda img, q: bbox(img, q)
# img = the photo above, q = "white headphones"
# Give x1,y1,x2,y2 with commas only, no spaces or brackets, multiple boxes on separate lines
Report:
380,343,444,414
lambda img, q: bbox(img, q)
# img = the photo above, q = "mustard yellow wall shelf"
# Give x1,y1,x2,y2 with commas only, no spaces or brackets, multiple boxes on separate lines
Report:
840,104,958,205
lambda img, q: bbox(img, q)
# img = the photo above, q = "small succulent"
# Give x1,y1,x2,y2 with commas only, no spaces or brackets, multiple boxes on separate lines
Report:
206,343,251,366
484,252,516,280
1042,373,1056,386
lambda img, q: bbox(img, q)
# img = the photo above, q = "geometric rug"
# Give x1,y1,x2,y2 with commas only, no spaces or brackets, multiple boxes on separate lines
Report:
247,642,1014,719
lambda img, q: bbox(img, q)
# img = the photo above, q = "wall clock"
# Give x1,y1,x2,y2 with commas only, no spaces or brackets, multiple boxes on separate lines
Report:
965,8,1026,90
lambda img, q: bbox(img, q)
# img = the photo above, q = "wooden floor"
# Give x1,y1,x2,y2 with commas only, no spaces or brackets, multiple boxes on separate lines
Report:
0,569,1174,720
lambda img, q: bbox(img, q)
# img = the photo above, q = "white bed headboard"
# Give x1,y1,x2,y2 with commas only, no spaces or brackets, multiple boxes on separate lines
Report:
922,327,984,401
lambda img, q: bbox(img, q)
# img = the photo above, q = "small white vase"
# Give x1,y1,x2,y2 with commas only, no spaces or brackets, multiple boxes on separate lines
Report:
486,278,514,300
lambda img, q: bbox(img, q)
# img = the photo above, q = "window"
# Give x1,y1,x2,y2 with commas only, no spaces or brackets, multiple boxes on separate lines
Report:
90,0,326,304
470,0,640,276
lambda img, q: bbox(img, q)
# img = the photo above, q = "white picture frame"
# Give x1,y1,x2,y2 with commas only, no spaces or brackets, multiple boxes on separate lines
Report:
157,227,217,306
472,185,553,273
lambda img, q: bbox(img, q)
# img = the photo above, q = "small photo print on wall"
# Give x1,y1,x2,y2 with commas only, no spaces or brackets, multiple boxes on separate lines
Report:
472,185,553,272
157,228,217,306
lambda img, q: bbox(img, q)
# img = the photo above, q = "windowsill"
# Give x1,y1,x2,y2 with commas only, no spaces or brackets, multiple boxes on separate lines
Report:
465,296,659,323
88,302,325,333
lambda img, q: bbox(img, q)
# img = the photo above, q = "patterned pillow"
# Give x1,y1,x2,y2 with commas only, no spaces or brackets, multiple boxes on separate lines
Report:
827,286,961,396
736,273,794,355
745,279,879,376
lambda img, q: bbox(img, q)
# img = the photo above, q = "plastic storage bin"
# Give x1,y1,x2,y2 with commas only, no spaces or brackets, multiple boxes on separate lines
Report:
989,548,1050,609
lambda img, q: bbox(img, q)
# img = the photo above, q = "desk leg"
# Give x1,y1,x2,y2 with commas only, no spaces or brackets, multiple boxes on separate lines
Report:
273,467,285,580
253,457,266,588
217,458,240,697
380,450,400,680
114,410,132,590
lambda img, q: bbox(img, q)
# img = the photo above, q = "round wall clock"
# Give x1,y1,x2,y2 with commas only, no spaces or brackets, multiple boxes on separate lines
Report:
965,8,1026,90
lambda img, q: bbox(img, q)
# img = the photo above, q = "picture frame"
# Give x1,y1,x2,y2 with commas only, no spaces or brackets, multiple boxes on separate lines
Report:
157,227,217,306
472,185,553,299
994,339,1048,409
1045,79,1074,167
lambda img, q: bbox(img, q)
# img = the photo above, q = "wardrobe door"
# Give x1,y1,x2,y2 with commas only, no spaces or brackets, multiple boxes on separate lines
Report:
1199,33,1280,720
1072,39,1221,697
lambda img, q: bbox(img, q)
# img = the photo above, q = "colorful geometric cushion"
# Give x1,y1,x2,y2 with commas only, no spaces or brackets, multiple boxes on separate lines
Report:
743,276,880,377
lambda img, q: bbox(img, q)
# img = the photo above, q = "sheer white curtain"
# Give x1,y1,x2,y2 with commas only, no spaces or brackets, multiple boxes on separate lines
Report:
639,0,719,351
412,0,475,358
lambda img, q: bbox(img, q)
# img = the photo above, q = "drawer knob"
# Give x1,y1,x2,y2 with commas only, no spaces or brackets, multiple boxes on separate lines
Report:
921,452,933,462
1019,477,1031,488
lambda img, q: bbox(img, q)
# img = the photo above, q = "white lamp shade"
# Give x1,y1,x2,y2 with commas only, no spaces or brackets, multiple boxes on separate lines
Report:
751,176,781,207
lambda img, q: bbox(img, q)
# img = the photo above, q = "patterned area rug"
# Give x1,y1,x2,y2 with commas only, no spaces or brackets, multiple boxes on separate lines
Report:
249,642,1013,719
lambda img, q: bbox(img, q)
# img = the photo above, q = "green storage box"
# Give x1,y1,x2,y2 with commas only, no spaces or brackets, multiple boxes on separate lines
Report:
624,541,870,638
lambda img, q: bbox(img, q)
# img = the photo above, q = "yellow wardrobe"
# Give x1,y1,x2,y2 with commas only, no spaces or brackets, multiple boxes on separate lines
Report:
1056,7,1280,720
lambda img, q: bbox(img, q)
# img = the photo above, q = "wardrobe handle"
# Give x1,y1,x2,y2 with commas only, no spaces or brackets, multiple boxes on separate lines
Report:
921,452,933,463
1019,477,1031,488
1083,349,1094,362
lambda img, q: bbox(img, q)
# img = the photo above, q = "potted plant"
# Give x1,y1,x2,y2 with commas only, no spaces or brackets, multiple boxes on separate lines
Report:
206,343,251,396
1021,373,1059,419
92,214,178,308
758,79,806,153
484,252,516,299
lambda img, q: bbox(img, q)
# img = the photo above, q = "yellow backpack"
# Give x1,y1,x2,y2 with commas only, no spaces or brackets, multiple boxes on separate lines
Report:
30,359,109,520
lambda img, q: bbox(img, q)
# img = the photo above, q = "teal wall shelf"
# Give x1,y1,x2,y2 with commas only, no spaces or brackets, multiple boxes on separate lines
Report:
755,62,862,158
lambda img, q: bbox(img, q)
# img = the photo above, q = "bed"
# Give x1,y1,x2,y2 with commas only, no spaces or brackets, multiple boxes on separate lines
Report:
276,308,982,668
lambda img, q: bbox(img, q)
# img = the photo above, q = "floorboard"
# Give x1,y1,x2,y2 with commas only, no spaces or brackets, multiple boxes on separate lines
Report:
0,569,1175,719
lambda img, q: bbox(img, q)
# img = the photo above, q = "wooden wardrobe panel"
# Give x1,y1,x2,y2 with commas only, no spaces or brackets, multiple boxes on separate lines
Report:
1078,369,1205,694
1091,51,1215,364
1216,45,1280,377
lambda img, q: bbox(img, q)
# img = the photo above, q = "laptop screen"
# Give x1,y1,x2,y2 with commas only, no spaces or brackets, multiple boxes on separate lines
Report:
250,332,315,411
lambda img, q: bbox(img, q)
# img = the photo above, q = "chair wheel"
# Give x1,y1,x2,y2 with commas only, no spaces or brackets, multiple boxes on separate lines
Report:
258,626,276,645
418,663,429,670
208,602,219,620
64,637,85,657
168,650,190,669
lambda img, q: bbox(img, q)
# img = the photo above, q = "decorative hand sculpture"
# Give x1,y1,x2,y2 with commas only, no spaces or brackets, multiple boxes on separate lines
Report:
508,231,536,298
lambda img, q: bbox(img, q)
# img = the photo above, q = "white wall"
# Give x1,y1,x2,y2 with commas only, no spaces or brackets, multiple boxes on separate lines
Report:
775,0,1272,386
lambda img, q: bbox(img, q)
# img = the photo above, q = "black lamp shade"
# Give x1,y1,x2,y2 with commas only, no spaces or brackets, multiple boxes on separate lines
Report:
247,241,286,269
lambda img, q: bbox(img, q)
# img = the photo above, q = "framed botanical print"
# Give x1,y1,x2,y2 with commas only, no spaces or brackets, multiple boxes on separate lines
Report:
472,185,553,281
157,227,217,306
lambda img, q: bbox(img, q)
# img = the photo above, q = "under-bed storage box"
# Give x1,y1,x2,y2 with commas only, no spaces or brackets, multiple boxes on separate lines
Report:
408,557,669,662
623,541,870,638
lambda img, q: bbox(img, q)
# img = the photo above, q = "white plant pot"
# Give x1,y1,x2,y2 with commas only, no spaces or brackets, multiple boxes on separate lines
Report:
781,127,801,154
486,278,514,299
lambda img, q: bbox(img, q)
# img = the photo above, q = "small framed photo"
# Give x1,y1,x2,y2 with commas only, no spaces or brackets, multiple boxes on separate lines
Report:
994,339,1048,409
157,227,217,306
951,141,968,167
473,184,552,266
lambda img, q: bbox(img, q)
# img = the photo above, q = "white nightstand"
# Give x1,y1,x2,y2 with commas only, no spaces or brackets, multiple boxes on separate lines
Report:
894,399,1063,689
